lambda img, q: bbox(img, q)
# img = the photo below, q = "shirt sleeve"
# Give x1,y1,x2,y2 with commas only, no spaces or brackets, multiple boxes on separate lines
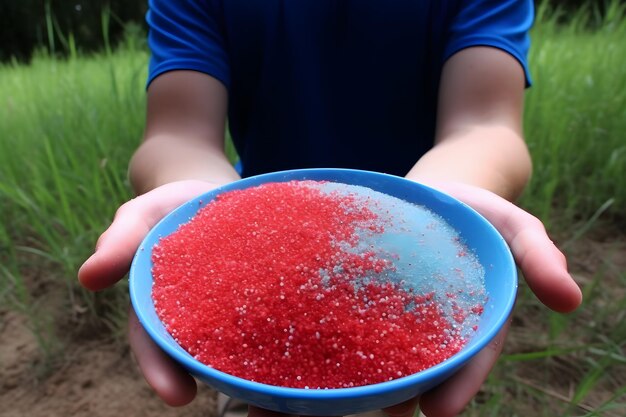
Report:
146,0,230,88
444,0,534,86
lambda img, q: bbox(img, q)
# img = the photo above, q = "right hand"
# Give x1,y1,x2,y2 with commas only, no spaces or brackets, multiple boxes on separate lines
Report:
78,179,226,406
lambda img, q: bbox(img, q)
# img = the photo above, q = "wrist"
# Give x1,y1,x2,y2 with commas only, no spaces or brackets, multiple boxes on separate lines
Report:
128,138,240,195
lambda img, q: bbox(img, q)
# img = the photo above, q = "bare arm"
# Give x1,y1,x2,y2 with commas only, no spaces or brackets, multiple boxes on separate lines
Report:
129,70,239,194
407,46,532,200
80,70,240,405
404,47,582,417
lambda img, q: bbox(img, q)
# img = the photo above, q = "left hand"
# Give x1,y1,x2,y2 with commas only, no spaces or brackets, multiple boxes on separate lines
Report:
250,181,582,417
382,181,583,417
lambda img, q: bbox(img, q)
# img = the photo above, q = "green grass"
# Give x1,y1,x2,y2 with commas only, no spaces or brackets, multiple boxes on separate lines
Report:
0,45,147,331
0,1,625,415
521,0,626,229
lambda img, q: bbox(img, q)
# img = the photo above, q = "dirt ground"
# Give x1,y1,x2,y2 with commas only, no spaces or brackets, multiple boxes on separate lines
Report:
1,232,624,417
0,309,217,417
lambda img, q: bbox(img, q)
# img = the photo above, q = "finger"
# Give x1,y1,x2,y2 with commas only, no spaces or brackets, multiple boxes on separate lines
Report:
508,227,581,313
78,180,218,291
128,307,197,406
383,396,420,417
430,182,582,312
419,320,510,417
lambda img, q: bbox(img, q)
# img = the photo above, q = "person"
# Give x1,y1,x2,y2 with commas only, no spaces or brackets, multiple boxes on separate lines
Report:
78,1,583,416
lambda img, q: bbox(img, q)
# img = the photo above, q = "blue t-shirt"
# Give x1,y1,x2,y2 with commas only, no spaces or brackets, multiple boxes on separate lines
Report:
147,0,533,178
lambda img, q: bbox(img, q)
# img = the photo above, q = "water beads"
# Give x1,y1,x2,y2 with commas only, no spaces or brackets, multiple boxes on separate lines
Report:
151,180,486,389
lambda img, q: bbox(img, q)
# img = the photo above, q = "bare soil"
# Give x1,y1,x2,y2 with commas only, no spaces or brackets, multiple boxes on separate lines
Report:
1,232,624,417
0,309,216,417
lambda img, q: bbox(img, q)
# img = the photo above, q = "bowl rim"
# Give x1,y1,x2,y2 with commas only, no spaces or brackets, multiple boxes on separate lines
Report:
129,168,517,400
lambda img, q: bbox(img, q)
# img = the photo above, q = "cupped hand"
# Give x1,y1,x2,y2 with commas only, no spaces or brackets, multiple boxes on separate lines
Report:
282,180,581,417
411,181,582,417
78,179,227,406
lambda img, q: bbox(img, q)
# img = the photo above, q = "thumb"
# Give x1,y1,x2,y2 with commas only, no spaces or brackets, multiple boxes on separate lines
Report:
78,180,219,291
78,202,151,291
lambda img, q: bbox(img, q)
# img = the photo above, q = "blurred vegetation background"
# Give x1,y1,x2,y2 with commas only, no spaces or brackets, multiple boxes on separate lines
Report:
1,0,625,62
0,0,146,62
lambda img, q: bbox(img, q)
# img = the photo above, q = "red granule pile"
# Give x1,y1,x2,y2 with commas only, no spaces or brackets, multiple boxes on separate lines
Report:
152,181,467,389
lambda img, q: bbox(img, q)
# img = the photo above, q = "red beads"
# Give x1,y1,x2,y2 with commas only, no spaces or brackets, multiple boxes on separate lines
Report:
152,181,477,389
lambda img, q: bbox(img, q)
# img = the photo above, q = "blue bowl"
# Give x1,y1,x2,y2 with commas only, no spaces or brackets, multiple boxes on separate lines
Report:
129,168,517,415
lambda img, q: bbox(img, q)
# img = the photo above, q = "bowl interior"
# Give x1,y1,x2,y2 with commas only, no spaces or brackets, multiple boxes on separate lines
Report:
129,168,517,415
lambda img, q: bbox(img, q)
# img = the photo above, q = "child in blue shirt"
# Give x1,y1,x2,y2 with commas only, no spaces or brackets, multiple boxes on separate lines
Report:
79,1,582,416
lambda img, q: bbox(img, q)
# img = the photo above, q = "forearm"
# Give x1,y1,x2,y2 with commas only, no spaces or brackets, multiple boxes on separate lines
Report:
129,136,240,195
411,46,531,201
128,71,237,195
406,125,532,202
